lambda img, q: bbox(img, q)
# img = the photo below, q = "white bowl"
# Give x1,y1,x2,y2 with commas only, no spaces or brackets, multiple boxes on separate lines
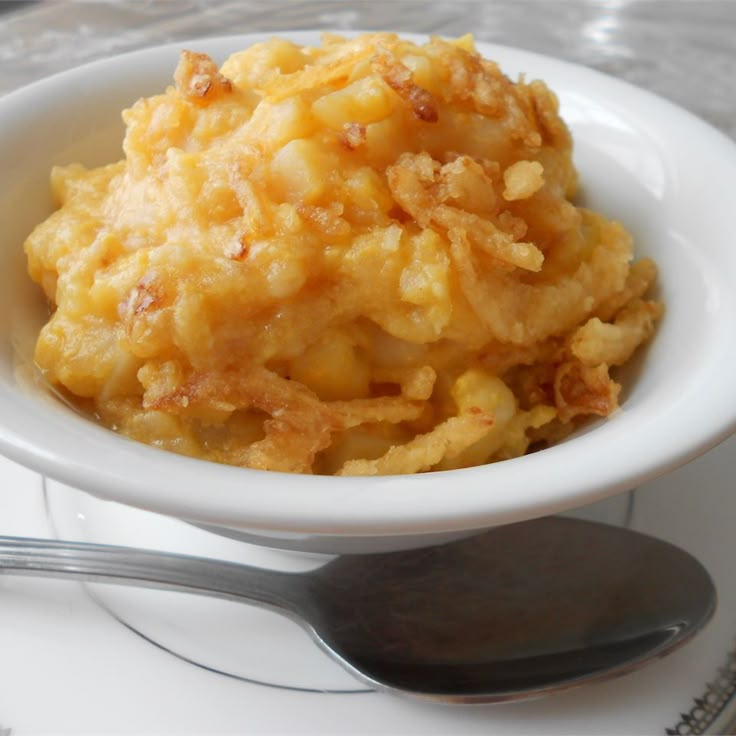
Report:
1,32,735,553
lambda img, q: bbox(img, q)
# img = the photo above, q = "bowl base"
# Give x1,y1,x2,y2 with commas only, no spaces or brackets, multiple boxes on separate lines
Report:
43,478,634,693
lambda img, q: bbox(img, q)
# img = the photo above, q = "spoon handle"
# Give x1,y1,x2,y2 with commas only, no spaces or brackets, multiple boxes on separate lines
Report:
0,534,302,614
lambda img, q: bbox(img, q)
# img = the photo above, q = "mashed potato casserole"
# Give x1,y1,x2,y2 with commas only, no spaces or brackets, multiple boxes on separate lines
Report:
24,33,662,475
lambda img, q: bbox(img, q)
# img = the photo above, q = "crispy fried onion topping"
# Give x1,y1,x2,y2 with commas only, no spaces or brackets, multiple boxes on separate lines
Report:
372,49,439,122
387,152,544,272
174,50,233,103
338,413,495,476
145,366,424,473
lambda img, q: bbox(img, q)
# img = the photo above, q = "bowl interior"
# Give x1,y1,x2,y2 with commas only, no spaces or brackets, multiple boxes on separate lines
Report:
0,33,735,539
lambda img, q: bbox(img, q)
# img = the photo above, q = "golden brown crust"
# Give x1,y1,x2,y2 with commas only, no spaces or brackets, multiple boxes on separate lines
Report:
554,362,621,422
339,121,367,150
174,50,233,104
372,49,439,123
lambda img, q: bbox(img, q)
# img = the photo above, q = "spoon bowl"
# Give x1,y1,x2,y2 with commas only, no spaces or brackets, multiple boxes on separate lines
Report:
0,516,716,703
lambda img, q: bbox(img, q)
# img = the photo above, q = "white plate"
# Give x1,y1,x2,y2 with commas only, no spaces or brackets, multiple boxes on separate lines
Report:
1,437,736,733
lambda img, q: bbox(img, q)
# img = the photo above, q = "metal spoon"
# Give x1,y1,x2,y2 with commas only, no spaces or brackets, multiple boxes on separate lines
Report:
0,516,716,703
